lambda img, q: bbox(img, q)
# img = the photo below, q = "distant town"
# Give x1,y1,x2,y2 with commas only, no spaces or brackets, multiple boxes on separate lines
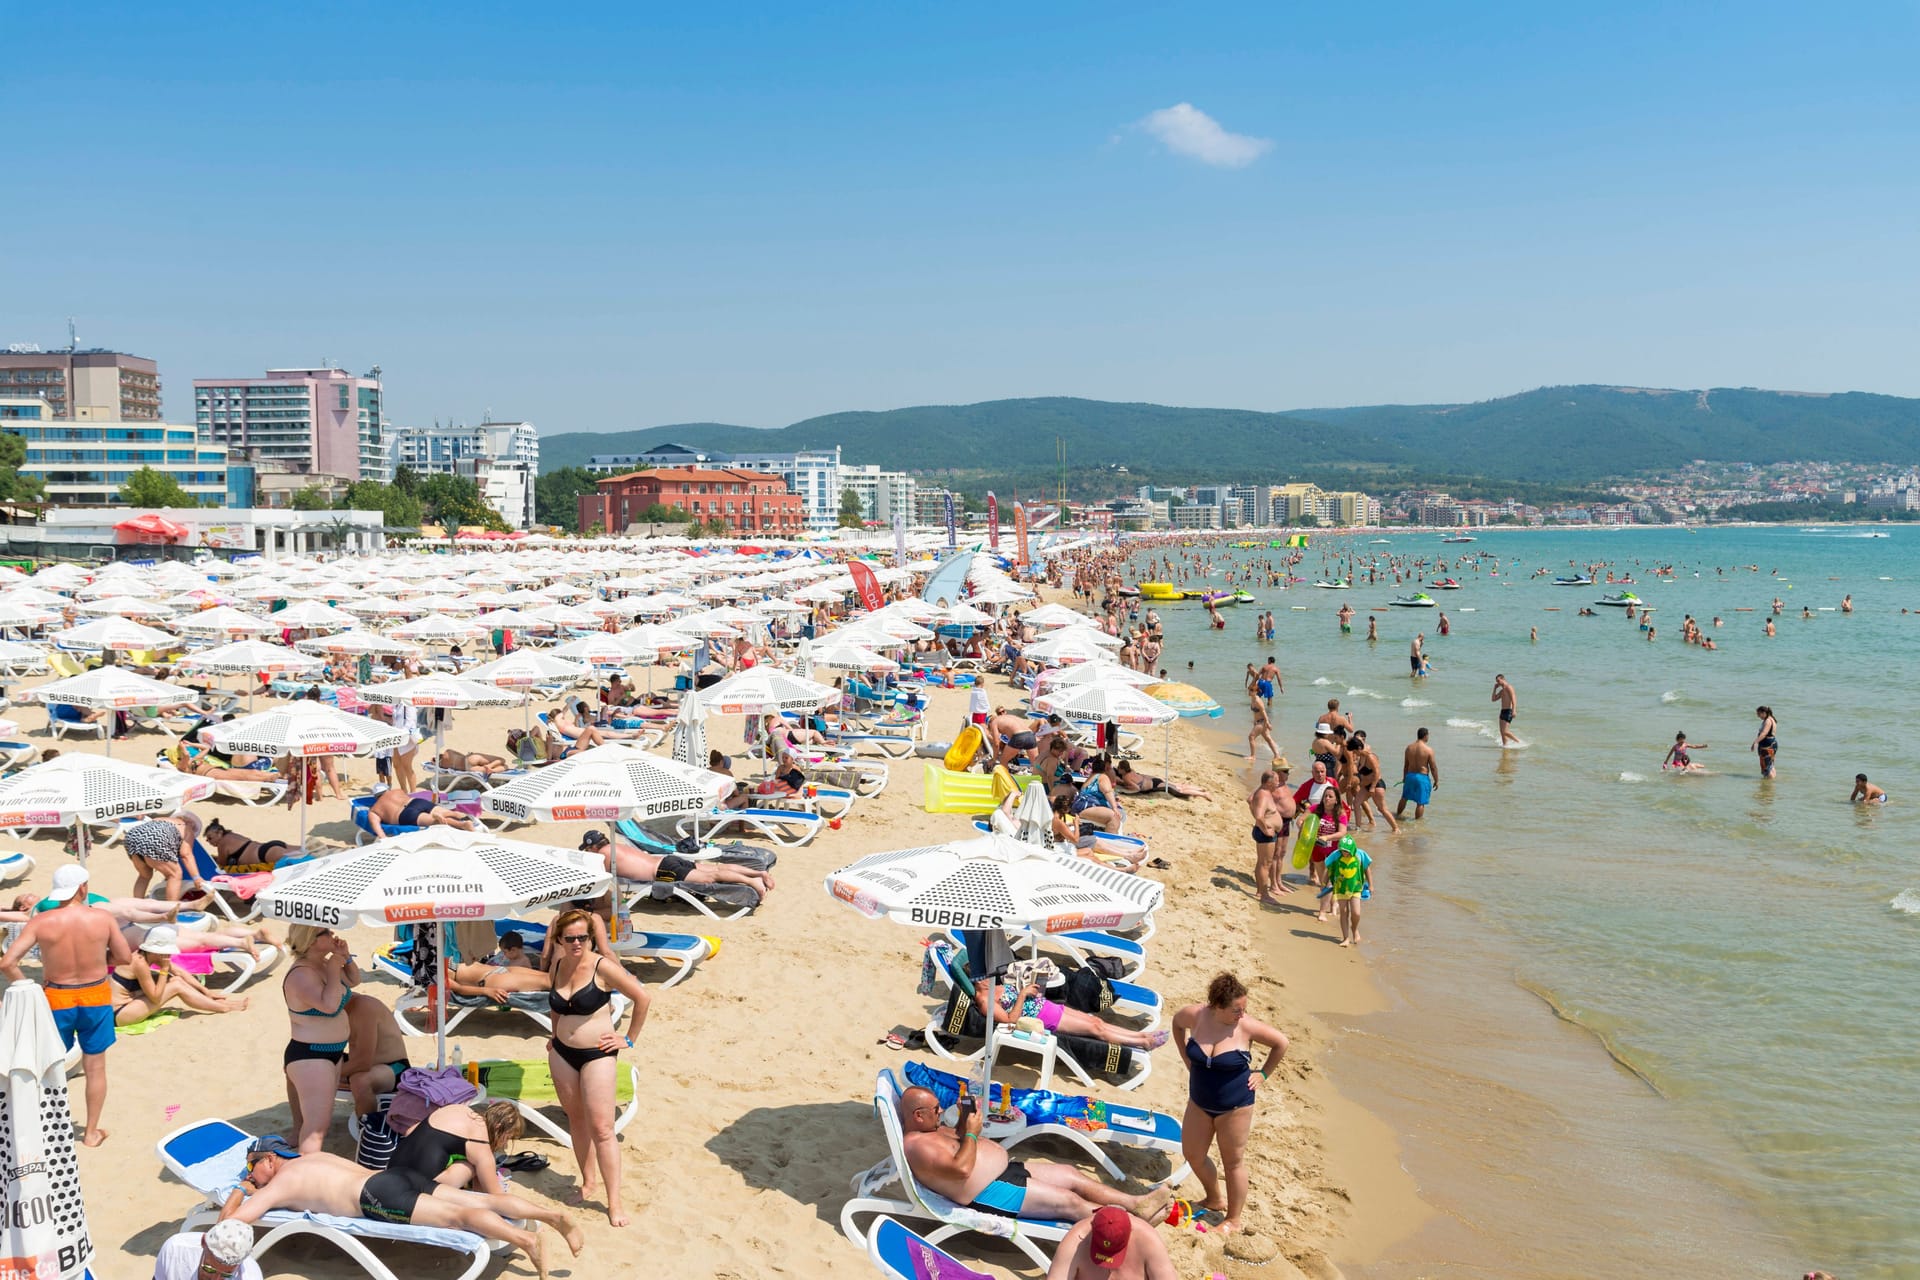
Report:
1,339,1911,563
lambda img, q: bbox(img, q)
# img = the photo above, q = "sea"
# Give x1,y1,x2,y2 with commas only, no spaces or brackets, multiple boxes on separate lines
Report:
1114,526,1918,1280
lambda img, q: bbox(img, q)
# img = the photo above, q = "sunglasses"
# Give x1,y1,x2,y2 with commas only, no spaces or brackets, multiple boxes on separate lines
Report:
558,934,591,944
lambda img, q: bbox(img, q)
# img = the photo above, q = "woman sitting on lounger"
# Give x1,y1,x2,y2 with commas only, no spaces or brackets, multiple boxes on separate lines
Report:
549,699,639,751
1050,793,1146,872
203,817,301,869
580,830,774,896
1112,760,1213,801
110,925,249,1025
169,739,274,782
973,966,1168,1053
437,747,513,777
364,788,478,837
444,958,555,1000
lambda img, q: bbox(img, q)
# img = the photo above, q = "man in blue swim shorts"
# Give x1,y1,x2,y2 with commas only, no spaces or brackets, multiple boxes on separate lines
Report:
896,1085,1174,1225
0,863,133,1146
1396,727,1439,821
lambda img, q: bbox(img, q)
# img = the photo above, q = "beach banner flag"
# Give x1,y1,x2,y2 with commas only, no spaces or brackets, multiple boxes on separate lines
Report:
893,510,907,566
943,493,957,551
848,560,886,612
1014,502,1030,566
986,492,1000,549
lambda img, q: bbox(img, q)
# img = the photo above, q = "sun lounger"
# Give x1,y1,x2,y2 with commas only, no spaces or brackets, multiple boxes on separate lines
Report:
421,763,529,793
676,805,821,848
373,944,633,1036
839,1070,1072,1269
468,1057,640,1143
939,921,1147,984
351,795,422,844
159,752,288,806
0,848,32,885
169,943,282,993
497,913,718,989
47,703,107,740
923,940,1159,1026
923,945,1150,1093
0,741,35,773
157,1117,499,1280
865,1216,994,1280
629,876,761,920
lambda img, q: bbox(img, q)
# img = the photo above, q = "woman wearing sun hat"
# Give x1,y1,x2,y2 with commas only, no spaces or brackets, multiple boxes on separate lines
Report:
109,923,250,1025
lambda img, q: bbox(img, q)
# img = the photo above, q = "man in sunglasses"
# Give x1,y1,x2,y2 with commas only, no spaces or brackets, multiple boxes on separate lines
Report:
223,1135,584,1280
151,1218,260,1279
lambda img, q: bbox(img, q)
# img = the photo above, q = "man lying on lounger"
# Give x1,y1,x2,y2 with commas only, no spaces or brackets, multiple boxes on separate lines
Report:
897,1086,1173,1226
222,1136,582,1280
365,788,478,836
580,830,774,896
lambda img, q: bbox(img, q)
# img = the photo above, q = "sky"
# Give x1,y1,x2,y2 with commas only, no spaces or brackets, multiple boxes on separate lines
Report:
5,2,1917,434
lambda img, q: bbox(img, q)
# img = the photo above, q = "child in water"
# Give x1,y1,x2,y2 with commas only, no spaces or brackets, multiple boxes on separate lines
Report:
1851,774,1888,804
1663,732,1708,773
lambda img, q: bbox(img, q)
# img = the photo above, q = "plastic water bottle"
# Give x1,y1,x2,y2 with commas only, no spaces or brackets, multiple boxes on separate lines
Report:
451,1044,464,1071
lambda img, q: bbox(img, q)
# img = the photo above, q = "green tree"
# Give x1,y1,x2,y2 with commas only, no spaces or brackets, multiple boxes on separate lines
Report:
391,465,420,496
418,473,510,532
290,484,333,511
838,487,866,528
118,467,200,508
638,503,692,524
0,433,45,503
338,480,423,530
534,466,600,532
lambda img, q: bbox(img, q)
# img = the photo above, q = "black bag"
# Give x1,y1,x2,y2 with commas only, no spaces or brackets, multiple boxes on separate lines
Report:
1061,964,1116,1015
1083,955,1129,982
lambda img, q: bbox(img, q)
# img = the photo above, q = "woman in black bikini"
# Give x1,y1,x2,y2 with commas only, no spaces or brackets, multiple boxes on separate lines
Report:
1170,972,1290,1235
390,1099,522,1194
545,908,649,1226
283,923,360,1154
109,924,249,1025
1111,759,1213,801
203,817,297,868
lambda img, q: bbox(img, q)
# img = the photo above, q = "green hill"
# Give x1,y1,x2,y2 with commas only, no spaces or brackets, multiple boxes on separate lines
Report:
537,386,1920,493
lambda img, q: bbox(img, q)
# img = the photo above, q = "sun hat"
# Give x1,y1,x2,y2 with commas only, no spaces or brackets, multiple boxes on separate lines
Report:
46,863,90,902
140,924,182,955
202,1218,254,1264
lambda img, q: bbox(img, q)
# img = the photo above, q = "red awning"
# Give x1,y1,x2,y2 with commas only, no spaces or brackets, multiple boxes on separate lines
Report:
113,513,190,543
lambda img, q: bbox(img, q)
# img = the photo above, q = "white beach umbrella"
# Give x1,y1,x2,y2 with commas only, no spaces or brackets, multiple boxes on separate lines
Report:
254,829,611,1068
615,624,698,661
45,618,179,653
176,640,325,677
74,596,172,620
482,742,730,825
389,614,487,644
937,601,996,626
355,673,524,711
1035,683,1178,727
203,703,409,851
463,651,594,688
804,641,901,675
0,602,59,631
552,634,639,669
1033,661,1160,692
0,755,212,862
294,629,424,659
694,667,840,717
525,604,603,630
0,638,50,673
171,605,278,638
1021,632,1115,666
270,600,360,632
1019,603,1099,629
0,979,93,1279
672,694,707,771
28,669,198,758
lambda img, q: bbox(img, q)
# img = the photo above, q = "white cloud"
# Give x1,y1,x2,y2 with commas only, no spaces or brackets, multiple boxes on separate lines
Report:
1137,103,1272,169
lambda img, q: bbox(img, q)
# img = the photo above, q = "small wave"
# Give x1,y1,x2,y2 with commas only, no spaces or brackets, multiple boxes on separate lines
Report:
1400,697,1432,708
1311,676,1332,686
1892,890,1920,915
1446,717,1487,730
1346,686,1387,700
1618,771,1648,783
1660,690,1682,704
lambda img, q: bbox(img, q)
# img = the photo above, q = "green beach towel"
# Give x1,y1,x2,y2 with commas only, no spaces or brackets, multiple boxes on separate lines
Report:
117,1009,182,1036
474,1059,635,1105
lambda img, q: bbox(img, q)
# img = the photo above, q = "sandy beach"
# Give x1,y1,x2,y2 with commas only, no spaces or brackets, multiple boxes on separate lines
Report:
10,625,1429,1280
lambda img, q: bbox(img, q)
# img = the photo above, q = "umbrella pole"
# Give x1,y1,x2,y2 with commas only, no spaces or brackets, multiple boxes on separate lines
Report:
299,758,310,851
436,921,450,1070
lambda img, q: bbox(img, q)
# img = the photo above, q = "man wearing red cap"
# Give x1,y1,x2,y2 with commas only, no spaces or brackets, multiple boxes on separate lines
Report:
1047,1205,1177,1279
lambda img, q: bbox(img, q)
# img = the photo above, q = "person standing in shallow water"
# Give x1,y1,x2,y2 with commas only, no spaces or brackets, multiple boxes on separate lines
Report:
1750,706,1780,778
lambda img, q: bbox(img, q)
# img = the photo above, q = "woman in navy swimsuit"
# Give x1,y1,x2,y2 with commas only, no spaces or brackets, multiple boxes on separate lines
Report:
1170,972,1291,1234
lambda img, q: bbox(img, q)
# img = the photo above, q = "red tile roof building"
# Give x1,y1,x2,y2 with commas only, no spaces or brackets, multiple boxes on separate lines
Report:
578,467,807,535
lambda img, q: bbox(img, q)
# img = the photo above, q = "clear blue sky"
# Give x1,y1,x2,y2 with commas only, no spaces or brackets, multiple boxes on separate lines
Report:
6,2,1916,433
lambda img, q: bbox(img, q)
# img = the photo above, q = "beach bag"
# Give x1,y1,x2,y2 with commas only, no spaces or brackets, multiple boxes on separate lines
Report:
1061,964,1115,1015
355,1108,398,1171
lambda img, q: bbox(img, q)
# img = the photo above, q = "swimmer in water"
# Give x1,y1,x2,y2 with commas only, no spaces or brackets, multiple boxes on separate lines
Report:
1850,774,1888,804
1366,616,1378,643
1663,732,1708,773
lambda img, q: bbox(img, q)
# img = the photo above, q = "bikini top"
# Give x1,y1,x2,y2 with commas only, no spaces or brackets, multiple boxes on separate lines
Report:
548,957,612,1017
285,970,352,1018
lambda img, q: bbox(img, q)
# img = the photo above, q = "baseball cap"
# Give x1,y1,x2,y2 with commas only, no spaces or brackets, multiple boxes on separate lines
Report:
202,1218,254,1265
139,924,181,956
580,831,610,849
246,1134,299,1161
45,863,90,902
1087,1206,1132,1268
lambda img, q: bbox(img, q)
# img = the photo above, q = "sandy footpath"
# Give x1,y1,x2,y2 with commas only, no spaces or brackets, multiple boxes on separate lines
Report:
7,631,1428,1279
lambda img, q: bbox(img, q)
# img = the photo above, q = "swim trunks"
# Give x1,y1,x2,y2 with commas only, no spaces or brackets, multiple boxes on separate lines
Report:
1499,708,1514,724
359,1167,435,1223
1251,826,1275,845
1256,680,1274,700
970,1160,1030,1218
47,978,116,1055
1401,772,1432,805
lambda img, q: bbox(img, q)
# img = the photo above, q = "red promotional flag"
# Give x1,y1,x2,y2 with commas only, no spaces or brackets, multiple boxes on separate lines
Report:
986,492,1000,549
848,559,886,612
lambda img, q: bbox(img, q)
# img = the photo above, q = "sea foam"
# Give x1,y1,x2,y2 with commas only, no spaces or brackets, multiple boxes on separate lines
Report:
1618,771,1648,783
1446,717,1487,731
1892,890,1920,915
1347,686,1386,700
1401,697,1432,708
1660,690,1683,704
1311,676,1332,686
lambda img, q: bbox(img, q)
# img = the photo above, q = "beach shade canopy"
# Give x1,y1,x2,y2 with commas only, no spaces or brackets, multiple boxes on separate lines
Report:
254,829,612,1070
114,512,189,542
44,618,179,653
482,742,730,824
1020,631,1117,666
935,601,995,626
1035,682,1179,727
354,673,523,710
551,634,641,668
170,606,278,638
0,639,50,672
29,668,198,711
0,755,211,830
461,651,593,688
823,830,1164,934
803,641,901,675
293,629,423,658
1018,603,1099,630
695,667,841,717
388,614,488,644
175,639,326,677
1033,661,1160,693
1142,681,1225,719
614,624,700,662
0,602,60,630
0,978,93,1279
72,596,172,620
671,695,706,771
200,701,408,759
268,600,361,632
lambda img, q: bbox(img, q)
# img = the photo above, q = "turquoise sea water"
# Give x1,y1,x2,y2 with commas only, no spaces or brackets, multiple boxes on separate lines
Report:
1120,526,1918,1279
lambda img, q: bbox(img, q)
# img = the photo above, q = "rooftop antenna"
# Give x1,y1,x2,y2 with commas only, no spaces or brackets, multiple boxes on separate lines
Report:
66,317,77,351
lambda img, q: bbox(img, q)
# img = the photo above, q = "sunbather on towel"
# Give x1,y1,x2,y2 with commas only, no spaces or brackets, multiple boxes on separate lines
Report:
204,818,300,869
897,1086,1173,1226
1111,760,1212,801
389,1100,522,1195
365,789,477,836
109,926,249,1025
223,1139,583,1280
445,959,555,1000
437,748,512,777
582,830,774,895
8,891,180,925
975,974,1169,1053
124,917,279,961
